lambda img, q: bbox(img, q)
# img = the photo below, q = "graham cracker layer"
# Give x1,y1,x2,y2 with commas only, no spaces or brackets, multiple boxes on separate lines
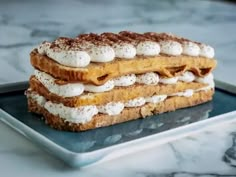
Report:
30,50,217,85
29,76,208,107
27,89,214,131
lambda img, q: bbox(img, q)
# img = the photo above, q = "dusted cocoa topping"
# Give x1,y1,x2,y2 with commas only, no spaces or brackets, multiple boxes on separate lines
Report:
101,32,134,44
144,32,187,43
75,31,197,46
77,33,113,46
48,31,203,50
50,37,81,50
119,31,151,43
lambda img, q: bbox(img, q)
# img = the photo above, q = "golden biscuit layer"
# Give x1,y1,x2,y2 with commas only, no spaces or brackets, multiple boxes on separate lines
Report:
31,50,216,85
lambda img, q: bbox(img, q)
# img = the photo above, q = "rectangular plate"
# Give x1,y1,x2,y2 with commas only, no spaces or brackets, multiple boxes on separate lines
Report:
0,81,236,167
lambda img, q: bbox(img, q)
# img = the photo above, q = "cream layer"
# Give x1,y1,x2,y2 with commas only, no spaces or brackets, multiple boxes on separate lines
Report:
37,37,214,68
34,69,214,97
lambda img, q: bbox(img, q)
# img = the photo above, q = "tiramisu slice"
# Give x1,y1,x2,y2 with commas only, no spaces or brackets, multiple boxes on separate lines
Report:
26,31,216,131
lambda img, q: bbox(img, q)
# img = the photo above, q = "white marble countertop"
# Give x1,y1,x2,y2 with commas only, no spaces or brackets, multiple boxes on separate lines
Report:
0,0,236,176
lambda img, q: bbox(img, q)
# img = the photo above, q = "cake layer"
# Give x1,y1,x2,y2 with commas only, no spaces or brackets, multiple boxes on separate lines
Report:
27,89,214,131
31,50,216,85
29,76,208,107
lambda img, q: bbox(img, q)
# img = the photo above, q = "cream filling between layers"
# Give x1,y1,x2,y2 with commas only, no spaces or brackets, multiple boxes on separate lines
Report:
34,69,214,98
37,38,215,68
28,84,214,124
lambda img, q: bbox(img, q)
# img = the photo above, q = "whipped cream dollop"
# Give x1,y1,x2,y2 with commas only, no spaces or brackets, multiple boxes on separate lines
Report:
35,70,85,97
182,41,200,56
196,85,214,92
37,42,91,67
145,95,167,104
47,49,91,68
88,45,115,62
85,80,115,92
184,89,194,97
113,74,136,87
97,102,124,115
113,43,136,59
159,76,179,84
37,42,51,55
195,73,214,87
27,91,46,107
178,71,195,83
171,89,194,97
44,101,98,123
199,44,215,58
136,41,160,56
125,97,146,107
160,41,183,56
136,72,159,85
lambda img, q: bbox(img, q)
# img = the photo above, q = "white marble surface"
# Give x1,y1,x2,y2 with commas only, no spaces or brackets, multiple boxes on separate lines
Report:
0,0,236,176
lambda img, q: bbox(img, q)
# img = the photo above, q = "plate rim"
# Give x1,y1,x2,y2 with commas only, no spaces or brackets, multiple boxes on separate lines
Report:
1,108,236,167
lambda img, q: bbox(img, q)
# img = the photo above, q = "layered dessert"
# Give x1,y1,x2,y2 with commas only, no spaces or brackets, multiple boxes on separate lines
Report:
26,31,217,131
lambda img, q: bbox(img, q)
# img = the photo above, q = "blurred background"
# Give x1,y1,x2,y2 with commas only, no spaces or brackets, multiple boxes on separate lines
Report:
0,0,235,85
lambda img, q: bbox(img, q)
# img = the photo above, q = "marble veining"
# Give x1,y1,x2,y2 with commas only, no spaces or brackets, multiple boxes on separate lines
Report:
0,0,236,176
224,132,236,168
